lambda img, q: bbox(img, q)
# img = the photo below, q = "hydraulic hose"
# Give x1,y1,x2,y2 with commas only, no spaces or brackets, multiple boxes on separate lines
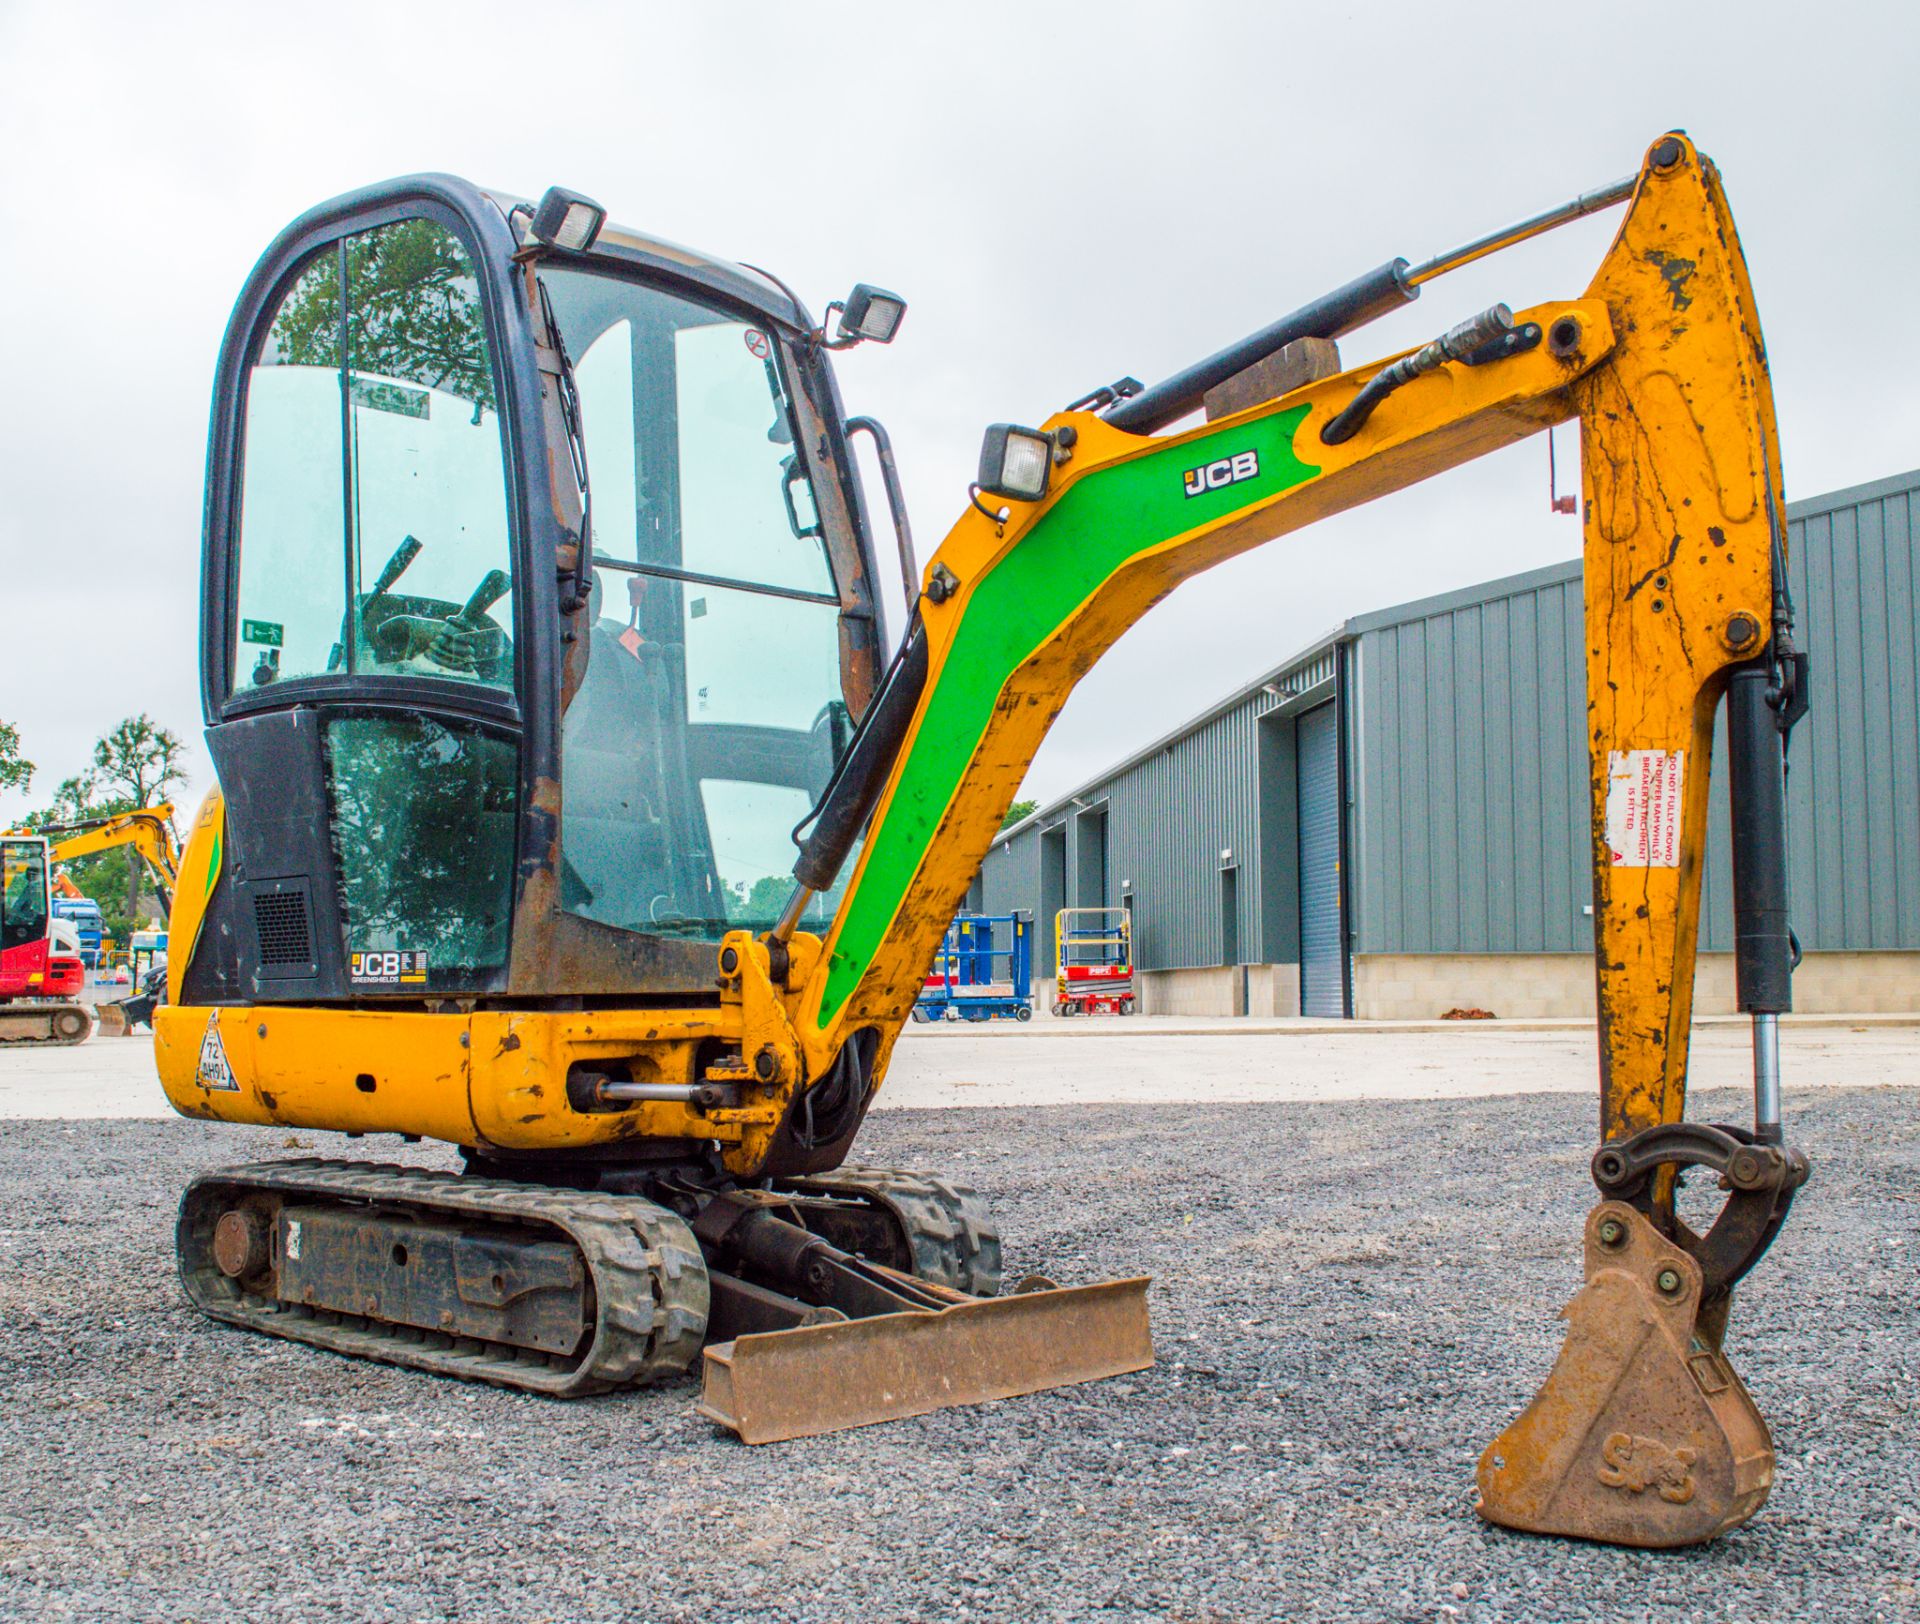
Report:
1320,305,1514,446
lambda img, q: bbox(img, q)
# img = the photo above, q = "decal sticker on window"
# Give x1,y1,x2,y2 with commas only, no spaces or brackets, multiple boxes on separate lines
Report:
1605,749,1685,867
348,377,431,419
349,949,430,986
240,619,284,647
197,1015,238,1091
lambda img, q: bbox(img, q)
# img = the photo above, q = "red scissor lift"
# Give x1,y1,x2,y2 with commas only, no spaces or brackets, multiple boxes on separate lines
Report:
1051,906,1134,1016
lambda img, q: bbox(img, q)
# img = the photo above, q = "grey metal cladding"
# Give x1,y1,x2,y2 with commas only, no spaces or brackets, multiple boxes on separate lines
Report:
1703,471,1920,951
977,648,1335,973
1350,567,1589,954
1355,468,1920,955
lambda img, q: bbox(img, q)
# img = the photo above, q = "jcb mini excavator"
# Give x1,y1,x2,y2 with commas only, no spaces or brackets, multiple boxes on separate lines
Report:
153,131,1809,1548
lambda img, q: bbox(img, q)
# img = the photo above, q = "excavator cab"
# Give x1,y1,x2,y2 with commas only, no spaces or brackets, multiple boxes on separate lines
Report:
1,838,52,984
185,181,887,1010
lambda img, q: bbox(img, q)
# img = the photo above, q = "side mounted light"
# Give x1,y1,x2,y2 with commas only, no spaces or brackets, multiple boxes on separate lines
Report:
527,185,607,253
977,424,1053,503
835,283,907,345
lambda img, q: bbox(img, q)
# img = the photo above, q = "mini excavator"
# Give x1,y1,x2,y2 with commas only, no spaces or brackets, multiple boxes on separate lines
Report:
1,805,181,1044
154,132,1809,1548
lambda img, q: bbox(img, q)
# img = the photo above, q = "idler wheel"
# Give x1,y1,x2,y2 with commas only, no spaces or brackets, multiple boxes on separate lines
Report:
213,1209,271,1279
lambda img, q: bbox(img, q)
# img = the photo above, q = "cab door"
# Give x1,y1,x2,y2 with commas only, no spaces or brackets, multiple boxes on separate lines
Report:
189,186,541,1007
1,838,52,996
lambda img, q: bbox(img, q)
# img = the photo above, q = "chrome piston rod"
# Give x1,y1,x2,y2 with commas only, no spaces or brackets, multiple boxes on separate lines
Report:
1752,1012,1782,1142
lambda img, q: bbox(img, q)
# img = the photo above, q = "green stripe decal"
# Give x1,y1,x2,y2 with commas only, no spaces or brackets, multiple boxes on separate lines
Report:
818,407,1320,1025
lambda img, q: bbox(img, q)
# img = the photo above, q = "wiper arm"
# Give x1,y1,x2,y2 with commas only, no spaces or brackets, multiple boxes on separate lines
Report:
536,276,594,613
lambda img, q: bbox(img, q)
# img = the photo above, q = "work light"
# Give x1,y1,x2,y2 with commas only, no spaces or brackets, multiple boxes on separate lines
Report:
977,424,1054,503
835,283,907,344
528,186,607,253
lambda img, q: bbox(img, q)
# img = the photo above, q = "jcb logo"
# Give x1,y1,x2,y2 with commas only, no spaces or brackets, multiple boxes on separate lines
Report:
352,951,404,980
1183,450,1259,498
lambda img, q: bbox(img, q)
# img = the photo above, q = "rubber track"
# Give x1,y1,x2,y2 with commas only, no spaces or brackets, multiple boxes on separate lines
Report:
0,1002,96,1046
178,1159,708,1397
782,1165,1003,1297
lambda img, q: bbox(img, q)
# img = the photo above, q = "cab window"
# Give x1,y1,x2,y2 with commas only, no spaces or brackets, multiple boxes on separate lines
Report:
325,715,517,983
1,840,49,952
232,219,514,694
542,269,852,940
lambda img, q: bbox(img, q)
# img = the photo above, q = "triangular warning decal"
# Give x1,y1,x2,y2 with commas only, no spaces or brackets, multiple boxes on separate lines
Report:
196,1016,238,1091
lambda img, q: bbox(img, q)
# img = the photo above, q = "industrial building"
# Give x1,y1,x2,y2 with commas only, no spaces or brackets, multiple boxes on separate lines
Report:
975,467,1920,1018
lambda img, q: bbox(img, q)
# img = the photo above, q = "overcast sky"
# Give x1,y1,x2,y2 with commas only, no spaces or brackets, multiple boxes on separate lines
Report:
2,1,1914,830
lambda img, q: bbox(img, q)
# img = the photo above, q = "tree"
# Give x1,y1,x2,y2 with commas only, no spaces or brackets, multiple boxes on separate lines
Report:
22,777,138,942
1000,798,1037,831
0,719,31,795
63,716,188,932
90,715,187,813
272,219,496,411
739,873,795,922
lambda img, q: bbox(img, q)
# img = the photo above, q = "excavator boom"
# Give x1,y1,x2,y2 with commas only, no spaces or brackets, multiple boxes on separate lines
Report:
42,803,181,914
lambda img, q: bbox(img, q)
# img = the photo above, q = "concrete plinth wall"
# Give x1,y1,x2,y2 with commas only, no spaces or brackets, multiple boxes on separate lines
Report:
1351,952,1920,1019
1247,963,1300,1016
1134,964,1299,1017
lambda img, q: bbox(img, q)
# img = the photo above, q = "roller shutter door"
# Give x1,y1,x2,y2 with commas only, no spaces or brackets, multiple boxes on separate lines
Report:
1297,703,1347,1017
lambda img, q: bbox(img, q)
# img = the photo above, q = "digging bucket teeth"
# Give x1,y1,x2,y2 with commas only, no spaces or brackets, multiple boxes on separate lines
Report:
697,1275,1153,1444
1476,1202,1774,1548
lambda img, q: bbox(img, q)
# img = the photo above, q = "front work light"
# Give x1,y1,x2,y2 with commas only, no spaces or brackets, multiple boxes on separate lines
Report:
528,185,607,253
835,283,907,345
977,424,1053,503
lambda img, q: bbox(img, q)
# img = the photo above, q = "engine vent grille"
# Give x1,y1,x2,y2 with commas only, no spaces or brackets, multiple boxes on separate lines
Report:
252,890,313,967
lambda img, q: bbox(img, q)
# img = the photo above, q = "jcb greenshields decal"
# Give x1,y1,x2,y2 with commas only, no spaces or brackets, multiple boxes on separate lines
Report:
818,405,1320,1025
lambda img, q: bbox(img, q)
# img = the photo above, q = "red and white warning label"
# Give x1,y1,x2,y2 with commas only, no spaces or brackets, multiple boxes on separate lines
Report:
1605,749,1685,867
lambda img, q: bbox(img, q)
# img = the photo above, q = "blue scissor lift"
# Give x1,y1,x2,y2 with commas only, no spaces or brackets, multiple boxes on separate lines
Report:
912,911,1034,1023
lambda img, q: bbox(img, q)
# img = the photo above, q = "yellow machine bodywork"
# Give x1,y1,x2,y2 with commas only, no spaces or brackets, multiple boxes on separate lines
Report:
162,134,1771,1170
156,135,1809,1541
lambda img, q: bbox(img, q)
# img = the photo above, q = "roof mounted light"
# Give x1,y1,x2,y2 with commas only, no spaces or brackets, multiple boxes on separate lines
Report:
818,283,907,350
526,185,607,253
837,283,906,344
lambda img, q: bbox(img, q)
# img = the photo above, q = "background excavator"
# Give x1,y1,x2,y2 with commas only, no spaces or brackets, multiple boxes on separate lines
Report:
1,805,181,1043
150,131,1807,1548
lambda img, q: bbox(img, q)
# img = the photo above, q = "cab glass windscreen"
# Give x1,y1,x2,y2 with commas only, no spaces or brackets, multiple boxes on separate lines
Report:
542,269,853,941
232,220,514,693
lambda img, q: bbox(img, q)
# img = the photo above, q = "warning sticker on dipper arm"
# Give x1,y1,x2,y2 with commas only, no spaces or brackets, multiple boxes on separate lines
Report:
1605,750,1685,867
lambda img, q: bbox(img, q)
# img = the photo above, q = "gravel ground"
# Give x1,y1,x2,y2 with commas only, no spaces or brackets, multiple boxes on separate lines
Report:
0,1083,1913,1623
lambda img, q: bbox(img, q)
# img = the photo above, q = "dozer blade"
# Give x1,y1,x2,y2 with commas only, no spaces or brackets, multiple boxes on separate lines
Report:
1476,1201,1774,1548
697,1276,1152,1444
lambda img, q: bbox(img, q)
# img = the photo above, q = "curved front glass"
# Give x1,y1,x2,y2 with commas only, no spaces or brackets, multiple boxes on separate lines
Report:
544,270,855,941
234,220,514,694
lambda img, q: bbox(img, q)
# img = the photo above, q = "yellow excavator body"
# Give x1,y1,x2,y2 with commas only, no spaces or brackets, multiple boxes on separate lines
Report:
152,134,1809,1541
